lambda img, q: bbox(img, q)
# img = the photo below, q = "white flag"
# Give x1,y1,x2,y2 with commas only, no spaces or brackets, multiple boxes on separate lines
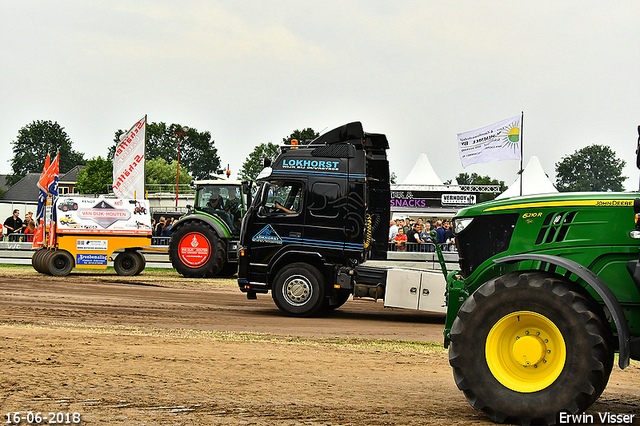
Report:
457,115,522,168
113,116,146,198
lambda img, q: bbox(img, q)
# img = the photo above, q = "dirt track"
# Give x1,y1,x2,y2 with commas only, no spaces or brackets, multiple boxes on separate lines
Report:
1,266,639,425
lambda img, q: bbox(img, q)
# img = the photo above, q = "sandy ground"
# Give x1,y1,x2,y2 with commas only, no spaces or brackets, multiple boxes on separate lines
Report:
1,266,639,425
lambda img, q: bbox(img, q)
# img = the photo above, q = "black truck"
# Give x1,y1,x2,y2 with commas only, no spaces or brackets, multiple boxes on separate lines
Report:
237,122,445,316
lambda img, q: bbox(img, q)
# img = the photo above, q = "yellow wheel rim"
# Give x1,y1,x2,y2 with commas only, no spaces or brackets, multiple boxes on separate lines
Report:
486,311,566,393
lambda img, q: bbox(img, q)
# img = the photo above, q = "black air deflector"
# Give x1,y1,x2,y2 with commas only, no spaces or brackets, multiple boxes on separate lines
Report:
309,122,364,146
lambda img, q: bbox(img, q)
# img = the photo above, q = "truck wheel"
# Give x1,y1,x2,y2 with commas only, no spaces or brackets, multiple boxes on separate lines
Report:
449,271,614,425
168,222,226,278
272,263,326,317
48,250,74,277
114,251,143,276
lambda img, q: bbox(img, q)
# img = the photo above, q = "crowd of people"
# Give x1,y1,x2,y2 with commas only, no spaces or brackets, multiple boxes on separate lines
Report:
388,217,455,252
3,209,35,242
151,216,175,238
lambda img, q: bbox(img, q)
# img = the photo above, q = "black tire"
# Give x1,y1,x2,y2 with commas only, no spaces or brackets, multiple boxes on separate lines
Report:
272,263,326,317
32,249,48,274
134,252,146,275
48,250,74,277
322,289,351,311
449,271,614,425
114,251,143,276
168,222,226,278
37,249,55,275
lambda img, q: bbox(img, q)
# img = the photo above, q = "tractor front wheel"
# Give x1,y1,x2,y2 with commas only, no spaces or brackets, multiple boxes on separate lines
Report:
449,271,614,425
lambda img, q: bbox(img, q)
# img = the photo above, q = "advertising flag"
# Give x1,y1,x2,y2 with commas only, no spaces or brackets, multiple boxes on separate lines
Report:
457,115,522,168
47,152,60,248
33,154,50,248
113,116,146,199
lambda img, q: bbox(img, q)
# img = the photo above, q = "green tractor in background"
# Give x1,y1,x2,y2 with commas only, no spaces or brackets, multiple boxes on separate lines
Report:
442,128,640,424
168,179,251,277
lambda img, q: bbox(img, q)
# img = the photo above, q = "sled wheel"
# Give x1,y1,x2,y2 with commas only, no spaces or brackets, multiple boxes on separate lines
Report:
449,271,614,425
38,249,55,275
114,251,142,276
272,263,325,317
32,249,48,274
168,222,226,278
48,250,74,277
322,290,351,311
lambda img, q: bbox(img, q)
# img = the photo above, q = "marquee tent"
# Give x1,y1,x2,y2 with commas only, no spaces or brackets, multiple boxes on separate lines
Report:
401,153,443,185
496,156,557,199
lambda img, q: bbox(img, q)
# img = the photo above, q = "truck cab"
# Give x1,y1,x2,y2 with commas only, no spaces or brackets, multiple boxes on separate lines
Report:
237,122,390,316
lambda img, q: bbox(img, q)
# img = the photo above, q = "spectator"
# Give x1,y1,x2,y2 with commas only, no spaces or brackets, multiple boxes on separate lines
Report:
435,220,445,248
421,222,435,252
155,216,166,236
151,218,156,235
406,223,423,251
393,227,407,251
444,221,454,251
161,218,174,237
22,211,33,233
403,218,411,234
24,220,36,242
4,210,23,240
388,220,398,242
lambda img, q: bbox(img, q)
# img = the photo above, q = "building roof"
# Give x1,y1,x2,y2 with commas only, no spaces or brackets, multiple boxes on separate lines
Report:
0,175,8,192
2,173,41,202
59,165,86,183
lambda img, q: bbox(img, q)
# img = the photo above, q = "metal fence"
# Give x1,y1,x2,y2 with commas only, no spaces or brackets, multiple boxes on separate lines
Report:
388,241,457,252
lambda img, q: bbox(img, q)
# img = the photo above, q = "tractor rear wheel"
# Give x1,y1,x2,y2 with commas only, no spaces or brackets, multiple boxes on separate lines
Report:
449,271,614,425
168,222,226,278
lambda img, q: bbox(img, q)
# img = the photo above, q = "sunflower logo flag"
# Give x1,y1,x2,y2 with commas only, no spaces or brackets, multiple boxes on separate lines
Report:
457,115,522,168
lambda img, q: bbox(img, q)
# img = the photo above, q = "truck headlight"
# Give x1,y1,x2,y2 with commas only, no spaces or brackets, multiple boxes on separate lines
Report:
453,217,474,235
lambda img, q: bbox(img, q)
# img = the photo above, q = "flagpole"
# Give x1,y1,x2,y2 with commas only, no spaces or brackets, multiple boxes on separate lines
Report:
519,111,524,196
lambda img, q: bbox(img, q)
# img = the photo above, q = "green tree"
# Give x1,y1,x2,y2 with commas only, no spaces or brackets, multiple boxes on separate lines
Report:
76,156,113,194
110,122,221,180
8,120,86,186
145,158,193,191
282,128,319,145
239,142,280,181
555,144,626,192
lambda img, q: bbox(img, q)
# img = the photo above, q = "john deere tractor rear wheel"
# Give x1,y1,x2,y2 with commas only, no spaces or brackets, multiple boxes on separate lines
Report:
449,271,613,425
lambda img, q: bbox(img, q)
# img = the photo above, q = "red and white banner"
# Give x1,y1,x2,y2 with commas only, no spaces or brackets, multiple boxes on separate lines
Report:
113,116,146,199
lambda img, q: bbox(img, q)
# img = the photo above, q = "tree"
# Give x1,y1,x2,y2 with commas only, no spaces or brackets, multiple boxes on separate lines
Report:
76,156,113,194
109,122,222,181
555,144,626,192
145,158,193,191
239,142,280,182
8,120,86,186
282,128,319,145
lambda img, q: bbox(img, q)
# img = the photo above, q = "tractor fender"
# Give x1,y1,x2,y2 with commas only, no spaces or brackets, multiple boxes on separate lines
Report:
494,253,630,369
171,214,230,239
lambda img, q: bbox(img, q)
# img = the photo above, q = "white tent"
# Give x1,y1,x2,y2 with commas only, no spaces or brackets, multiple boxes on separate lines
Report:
497,156,557,199
401,153,443,185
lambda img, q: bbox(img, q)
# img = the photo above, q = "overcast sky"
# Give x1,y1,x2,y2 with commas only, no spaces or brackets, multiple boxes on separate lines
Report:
2,1,639,190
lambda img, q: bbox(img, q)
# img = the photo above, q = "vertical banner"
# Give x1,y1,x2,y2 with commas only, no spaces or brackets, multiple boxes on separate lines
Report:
457,115,522,168
113,116,146,199
33,153,50,248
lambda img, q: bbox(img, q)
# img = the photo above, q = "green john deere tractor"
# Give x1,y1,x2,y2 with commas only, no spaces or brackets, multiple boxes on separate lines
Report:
442,128,640,425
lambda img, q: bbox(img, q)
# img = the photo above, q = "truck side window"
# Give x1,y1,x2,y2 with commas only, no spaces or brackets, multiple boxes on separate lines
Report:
309,182,340,218
264,181,302,214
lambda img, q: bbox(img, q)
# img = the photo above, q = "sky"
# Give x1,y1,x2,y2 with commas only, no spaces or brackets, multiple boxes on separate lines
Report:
2,1,640,190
